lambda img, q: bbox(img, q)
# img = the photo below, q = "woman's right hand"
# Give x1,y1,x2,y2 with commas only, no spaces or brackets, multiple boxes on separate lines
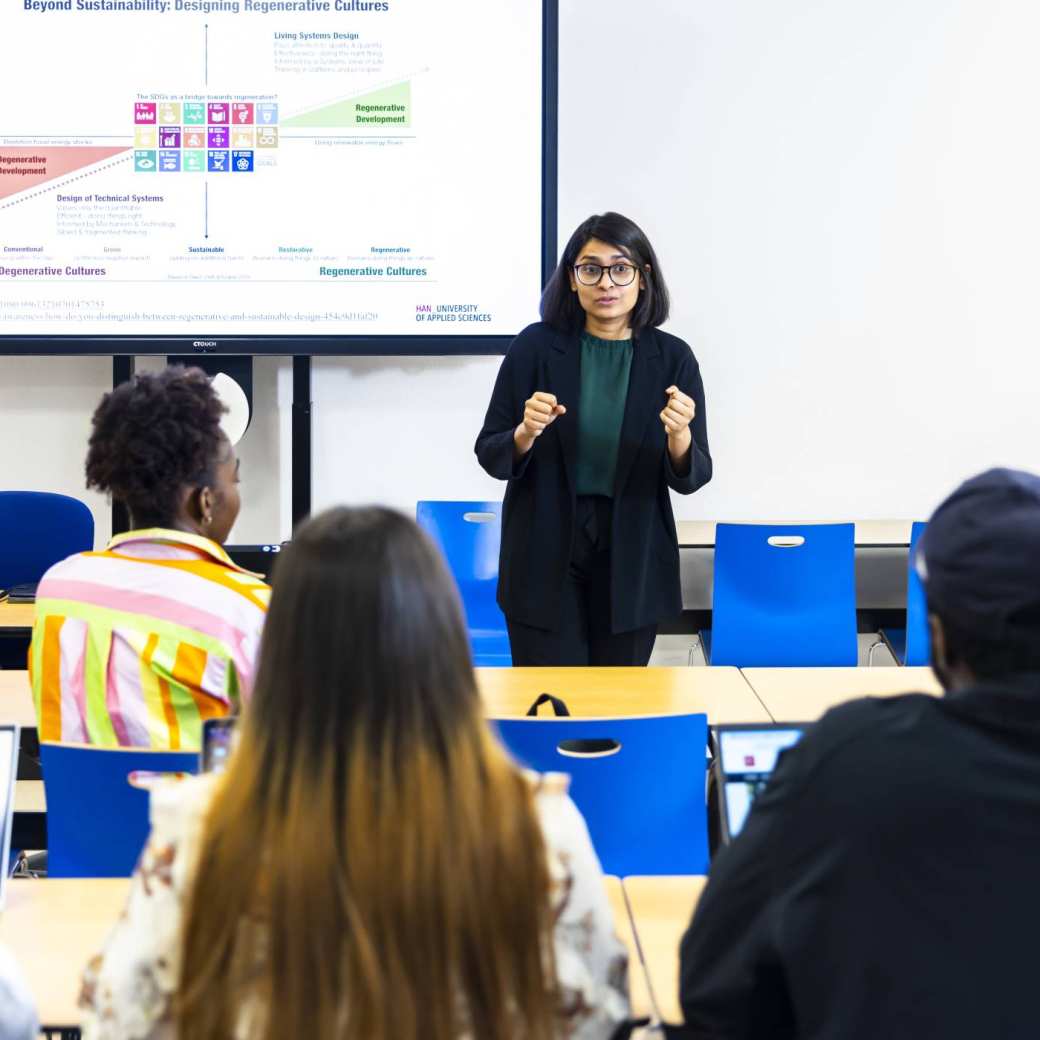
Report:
514,391,567,456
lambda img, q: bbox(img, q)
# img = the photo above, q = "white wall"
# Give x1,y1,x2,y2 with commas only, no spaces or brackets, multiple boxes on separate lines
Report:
4,0,1040,542
0,354,285,546
556,0,1040,522
0,356,112,543
310,355,508,518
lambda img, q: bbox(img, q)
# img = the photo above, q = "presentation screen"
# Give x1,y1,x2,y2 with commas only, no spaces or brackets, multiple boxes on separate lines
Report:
0,0,553,354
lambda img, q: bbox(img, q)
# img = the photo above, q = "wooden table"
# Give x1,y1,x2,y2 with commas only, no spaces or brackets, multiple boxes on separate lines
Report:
477,666,770,723
0,878,130,1028
3,666,771,729
0,670,35,728
0,876,657,1030
677,520,913,548
0,601,34,634
14,779,45,813
622,875,707,1026
742,666,942,722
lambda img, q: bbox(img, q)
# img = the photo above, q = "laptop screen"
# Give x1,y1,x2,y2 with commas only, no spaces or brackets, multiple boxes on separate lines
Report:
716,725,805,842
0,725,18,908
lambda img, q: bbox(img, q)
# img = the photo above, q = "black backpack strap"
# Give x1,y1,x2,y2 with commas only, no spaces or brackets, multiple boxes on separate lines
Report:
525,692,571,717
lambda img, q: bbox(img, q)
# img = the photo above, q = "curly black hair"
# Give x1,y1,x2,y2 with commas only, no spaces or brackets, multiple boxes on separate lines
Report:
85,366,228,527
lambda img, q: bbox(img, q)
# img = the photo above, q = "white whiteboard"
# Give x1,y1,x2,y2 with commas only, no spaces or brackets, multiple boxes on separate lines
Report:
559,0,1040,523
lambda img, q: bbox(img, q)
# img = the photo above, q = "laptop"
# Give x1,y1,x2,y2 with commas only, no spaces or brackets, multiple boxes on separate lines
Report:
0,725,19,908
5,584,37,604
715,723,807,843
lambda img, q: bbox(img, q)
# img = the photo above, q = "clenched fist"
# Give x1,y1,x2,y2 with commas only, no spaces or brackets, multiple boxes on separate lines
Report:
660,385,695,436
514,391,567,457
660,385,694,467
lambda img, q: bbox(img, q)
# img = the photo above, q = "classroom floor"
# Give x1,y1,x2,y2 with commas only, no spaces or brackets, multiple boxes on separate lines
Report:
649,632,899,667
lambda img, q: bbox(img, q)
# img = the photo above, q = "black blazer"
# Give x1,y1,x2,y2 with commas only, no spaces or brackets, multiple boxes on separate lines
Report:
475,321,711,633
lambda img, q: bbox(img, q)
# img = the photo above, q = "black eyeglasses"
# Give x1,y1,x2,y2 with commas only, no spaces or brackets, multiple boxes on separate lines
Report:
573,262,639,287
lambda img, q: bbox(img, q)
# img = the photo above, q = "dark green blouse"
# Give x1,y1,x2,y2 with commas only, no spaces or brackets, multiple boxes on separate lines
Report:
575,332,634,497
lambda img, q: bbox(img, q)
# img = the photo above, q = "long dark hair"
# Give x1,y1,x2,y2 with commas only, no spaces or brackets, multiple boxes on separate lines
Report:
178,506,558,1040
540,211,670,333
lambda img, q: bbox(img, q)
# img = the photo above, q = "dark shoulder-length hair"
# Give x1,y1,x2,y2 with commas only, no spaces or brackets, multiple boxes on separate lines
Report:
540,212,670,334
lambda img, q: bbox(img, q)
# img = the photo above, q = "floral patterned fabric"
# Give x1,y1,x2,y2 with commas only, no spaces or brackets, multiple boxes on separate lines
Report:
79,771,630,1039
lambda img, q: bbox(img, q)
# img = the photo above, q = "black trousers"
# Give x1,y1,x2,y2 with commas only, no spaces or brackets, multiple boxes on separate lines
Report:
506,495,657,667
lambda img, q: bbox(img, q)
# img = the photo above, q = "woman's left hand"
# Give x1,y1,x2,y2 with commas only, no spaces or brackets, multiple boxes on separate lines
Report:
661,386,694,469
660,386,695,438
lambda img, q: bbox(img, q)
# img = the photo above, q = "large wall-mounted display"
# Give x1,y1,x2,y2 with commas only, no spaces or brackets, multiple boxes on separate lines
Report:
0,0,554,354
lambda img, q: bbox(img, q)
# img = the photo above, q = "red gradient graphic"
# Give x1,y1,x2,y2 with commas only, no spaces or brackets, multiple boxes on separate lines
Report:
0,147,131,201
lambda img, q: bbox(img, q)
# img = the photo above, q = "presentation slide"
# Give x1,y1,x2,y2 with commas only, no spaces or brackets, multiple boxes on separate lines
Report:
0,0,543,339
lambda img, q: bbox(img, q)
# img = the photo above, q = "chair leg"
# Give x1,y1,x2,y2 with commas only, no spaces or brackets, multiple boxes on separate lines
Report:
687,637,702,667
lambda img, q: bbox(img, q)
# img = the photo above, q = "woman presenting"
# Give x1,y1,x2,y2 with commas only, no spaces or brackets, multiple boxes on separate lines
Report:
476,212,712,666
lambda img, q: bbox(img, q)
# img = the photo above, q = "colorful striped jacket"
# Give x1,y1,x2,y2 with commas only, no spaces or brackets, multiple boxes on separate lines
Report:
29,529,270,749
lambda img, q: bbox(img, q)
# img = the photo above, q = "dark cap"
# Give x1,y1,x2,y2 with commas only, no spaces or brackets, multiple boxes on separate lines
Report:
916,468,1040,641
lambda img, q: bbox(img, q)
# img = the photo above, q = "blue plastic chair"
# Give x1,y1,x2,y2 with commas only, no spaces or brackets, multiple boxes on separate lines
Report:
879,522,930,666
701,523,858,667
0,491,94,589
416,501,511,667
40,743,198,877
493,713,709,875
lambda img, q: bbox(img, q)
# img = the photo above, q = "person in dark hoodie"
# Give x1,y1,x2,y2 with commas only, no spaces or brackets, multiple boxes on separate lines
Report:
680,467,1040,1040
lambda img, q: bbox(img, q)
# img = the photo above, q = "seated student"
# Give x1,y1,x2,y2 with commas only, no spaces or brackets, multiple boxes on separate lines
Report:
679,468,1040,1039
29,367,268,749
78,506,629,1040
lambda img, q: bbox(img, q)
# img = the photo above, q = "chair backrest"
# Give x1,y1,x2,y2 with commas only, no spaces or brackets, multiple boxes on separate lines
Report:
493,713,709,875
40,743,199,877
905,521,930,666
415,501,511,665
711,523,858,667
0,491,94,588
